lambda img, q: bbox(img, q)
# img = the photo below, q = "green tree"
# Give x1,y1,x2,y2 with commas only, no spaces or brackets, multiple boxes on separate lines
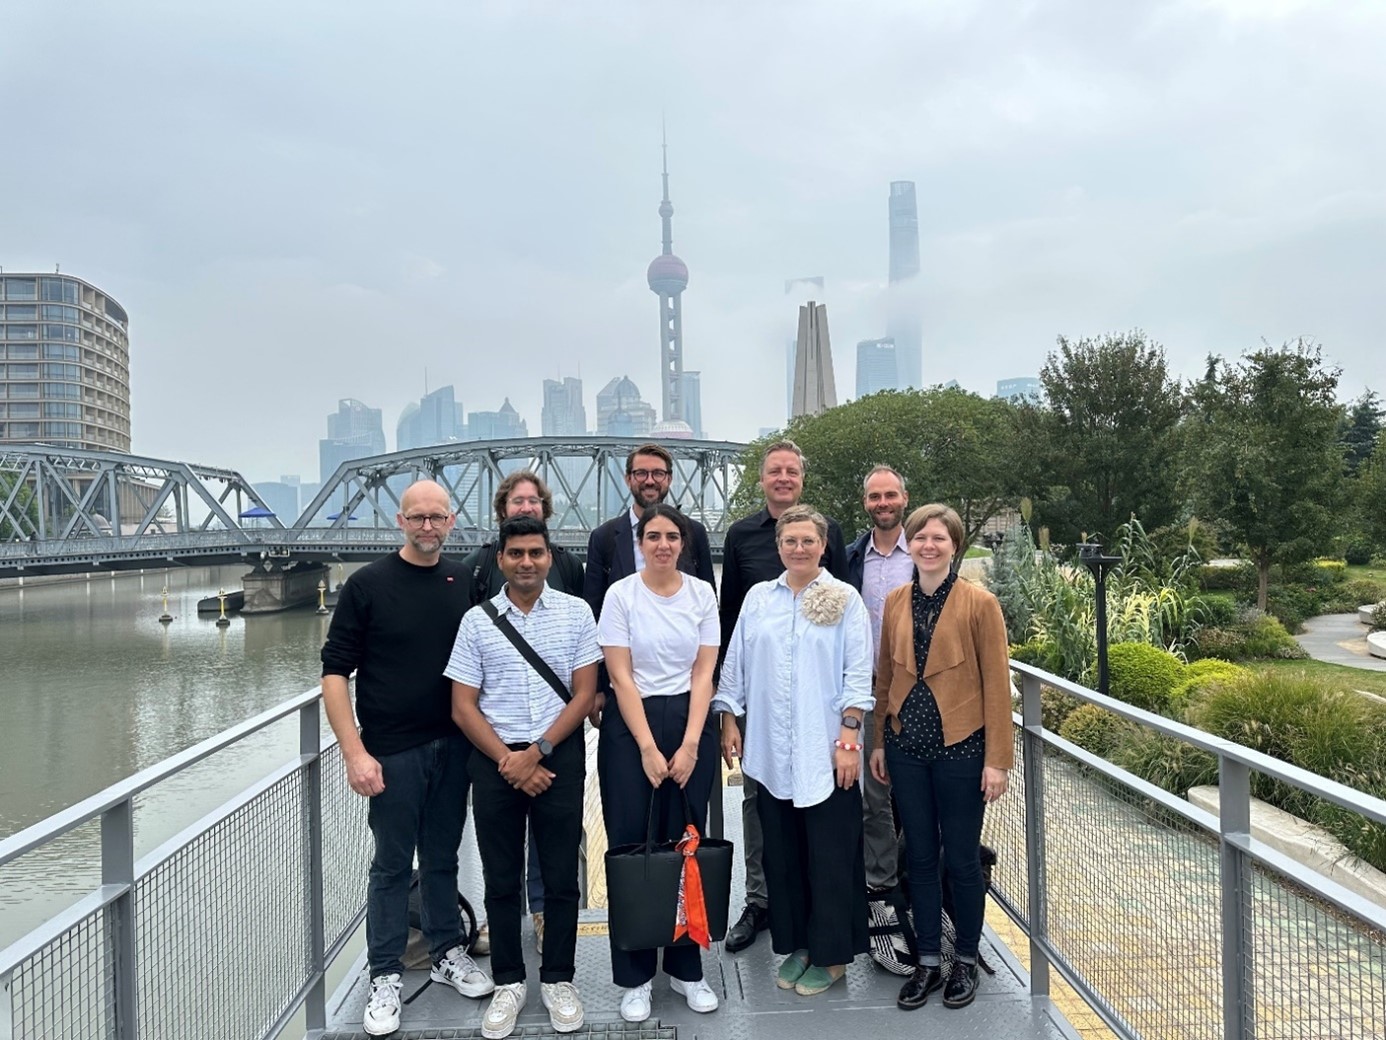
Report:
730,388,1028,549
0,471,40,541
1186,341,1346,609
1031,330,1186,544
1340,390,1383,476
1356,432,1386,554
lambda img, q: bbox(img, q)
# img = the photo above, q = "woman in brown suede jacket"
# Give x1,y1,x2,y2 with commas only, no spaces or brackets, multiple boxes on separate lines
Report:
868,503,1013,1013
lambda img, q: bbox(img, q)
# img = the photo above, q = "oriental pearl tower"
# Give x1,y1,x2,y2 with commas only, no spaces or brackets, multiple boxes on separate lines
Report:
647,132,690,425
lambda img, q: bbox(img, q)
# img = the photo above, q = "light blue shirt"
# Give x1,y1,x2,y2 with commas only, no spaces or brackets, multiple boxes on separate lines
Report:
712,570,874,808
861,530,913,660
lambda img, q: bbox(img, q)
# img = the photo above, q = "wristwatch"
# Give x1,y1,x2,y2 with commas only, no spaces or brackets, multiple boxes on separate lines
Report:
534,737,554,758
840,715,862,731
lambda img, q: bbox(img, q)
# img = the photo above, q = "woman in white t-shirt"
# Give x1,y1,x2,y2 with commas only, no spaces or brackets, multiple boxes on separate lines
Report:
597,502,721,1023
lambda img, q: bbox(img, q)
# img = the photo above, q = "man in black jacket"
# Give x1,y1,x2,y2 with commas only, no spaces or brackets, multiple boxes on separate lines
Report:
583,442,716,719
717,439,849,953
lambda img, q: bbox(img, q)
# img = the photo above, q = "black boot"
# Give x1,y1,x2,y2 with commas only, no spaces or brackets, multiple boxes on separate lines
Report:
943,960,979,1008
896,965,943,1010
724,903,768,953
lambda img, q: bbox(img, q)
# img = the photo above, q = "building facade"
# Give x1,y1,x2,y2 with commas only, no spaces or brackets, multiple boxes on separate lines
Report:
319,398,385,482
541,377,587,436
997,376,1044,403
0,272,131,452
467,398,528,440
887,181,923,390
595,376,656,437
855,337,898,399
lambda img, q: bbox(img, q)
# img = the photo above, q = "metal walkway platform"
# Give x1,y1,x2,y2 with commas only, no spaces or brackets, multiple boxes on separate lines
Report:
323,783,1076,1040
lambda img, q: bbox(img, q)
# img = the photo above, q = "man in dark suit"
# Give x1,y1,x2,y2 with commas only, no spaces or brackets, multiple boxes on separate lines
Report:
583,442,717,721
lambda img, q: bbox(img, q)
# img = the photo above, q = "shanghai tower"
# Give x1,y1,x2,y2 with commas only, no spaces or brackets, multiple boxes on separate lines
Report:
888,181,922,389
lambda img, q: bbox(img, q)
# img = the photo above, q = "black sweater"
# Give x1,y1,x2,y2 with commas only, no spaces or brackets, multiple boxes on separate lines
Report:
321,552,471,756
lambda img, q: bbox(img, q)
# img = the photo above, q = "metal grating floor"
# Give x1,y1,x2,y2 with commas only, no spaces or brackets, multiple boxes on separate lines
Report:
324,770,1076,1040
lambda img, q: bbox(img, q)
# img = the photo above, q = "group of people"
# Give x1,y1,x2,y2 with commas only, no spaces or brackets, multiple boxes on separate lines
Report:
321,439,1013,1039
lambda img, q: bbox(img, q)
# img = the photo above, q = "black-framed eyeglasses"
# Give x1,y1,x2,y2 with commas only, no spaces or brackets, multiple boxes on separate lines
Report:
402,513,451,528
630,468,670,481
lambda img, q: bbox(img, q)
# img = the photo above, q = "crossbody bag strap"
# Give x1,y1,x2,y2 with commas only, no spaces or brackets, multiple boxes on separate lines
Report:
478,599,572,703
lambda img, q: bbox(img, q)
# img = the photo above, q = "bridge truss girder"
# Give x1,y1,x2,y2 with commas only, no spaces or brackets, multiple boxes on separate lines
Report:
300,436,747,539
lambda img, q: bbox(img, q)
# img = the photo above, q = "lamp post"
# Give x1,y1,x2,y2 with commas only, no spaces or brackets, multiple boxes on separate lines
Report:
1077,542,1121,695
158,584,174,624
316,578,329,615
215,587,231,628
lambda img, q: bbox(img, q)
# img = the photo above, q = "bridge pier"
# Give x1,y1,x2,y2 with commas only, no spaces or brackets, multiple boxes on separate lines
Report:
241,560,330,614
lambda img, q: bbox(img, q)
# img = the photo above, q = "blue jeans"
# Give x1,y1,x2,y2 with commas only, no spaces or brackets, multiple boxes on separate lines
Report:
366,733,471,977
885,748,986,959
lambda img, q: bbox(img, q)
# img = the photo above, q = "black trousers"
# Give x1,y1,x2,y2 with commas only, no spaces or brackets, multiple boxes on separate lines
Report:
598,691,719,987
470,732,584,985
759,783,868,967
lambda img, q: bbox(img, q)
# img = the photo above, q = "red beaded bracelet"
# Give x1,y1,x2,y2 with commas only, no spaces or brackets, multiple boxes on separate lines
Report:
834,739,864,752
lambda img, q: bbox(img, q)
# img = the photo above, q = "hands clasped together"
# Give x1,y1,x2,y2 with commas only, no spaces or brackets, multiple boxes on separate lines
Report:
640,741,699,788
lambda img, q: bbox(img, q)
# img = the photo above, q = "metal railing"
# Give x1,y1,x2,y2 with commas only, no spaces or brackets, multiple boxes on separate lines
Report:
988,662,1386,1040
4,667,1385,1039
0,690,371,1040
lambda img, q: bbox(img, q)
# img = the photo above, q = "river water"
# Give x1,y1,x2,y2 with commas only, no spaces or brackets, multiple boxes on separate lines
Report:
0,564,342,945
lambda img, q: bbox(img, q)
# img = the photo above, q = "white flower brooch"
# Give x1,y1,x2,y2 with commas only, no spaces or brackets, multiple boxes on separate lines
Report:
800,582,851,626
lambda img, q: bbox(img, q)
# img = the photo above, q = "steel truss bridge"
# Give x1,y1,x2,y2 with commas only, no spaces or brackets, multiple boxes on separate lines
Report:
0,438,747,577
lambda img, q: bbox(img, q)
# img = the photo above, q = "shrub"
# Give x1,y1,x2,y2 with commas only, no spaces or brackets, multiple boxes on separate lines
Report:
1373,604,1386,632
1237,610,1306,659
1187,626,1249,661
1198,563,1255,592
1320,578,1386,614
1171,659,1249,716
1344,541,1375,566
1113,730,1218,796
1193,594,1239,628
1262,583,1322,633
1058,704,1135,757
1312,559,1347,582
1039,685,1082,731
1107,642,1185,714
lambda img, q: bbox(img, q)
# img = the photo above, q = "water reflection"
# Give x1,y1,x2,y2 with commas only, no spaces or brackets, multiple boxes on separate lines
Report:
0,565,347,944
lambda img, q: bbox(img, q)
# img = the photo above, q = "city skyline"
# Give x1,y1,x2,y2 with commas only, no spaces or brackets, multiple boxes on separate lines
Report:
4,3,1383,480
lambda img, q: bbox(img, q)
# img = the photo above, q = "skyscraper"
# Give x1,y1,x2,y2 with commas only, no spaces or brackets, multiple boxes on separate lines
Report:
595,376,656,436
997,377,1044,403
790,301,837,418
541,377,587,436
0,272,130,452
855,338,898,398
467,399,528,440
888,181,923,390
647,131,690,425
784,277,825,417
397,385,465,451
319,398,386,482
678,371,703,439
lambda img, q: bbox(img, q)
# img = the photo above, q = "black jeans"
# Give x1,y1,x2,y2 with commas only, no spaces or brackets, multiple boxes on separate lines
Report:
366,733,471,977
885,747,986,958
470,732,585,985
598,691,718,987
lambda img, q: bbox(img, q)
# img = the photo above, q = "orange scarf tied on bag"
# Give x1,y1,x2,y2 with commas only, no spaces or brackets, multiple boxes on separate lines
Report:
673,824,711,948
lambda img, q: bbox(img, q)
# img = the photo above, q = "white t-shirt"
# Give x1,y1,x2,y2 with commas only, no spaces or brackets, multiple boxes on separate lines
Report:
596,572,719,698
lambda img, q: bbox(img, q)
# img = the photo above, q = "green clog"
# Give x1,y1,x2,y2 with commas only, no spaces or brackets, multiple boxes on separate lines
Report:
794,964,846,996
775,950,811,989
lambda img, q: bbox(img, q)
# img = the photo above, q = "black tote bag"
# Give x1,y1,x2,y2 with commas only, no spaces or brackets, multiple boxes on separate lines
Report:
604,785,734,952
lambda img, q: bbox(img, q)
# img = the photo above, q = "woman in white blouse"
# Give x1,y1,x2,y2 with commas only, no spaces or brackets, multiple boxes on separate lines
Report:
713,504,874,996
597,503,722,1023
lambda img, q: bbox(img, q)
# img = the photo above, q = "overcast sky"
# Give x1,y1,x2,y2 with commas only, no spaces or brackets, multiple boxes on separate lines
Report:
4,0,1383,483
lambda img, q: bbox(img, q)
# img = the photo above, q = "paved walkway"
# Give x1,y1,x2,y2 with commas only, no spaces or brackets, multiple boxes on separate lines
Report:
1295,613,1386,671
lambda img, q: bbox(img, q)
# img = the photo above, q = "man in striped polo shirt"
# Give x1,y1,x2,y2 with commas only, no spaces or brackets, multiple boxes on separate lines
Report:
447,515,601,1040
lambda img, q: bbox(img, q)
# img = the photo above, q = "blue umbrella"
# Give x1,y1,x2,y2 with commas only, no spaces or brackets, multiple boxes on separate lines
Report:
239,506,276,519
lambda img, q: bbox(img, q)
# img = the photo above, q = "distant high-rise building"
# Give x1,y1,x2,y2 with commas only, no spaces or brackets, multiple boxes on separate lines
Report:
596,376,656,437
253,480,300,521
678,371,703,438
790,301,837,418
855,338,898,399
0,272,130,452
319,398,385,481
541,377,587,436
648,131,690,425
468,398,528,441
997,377,1044,403
784,277,825,418
398,385,465,451
888,181,923,390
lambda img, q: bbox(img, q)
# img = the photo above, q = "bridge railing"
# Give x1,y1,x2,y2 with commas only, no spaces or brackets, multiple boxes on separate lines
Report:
990,662,1386,1040
3,666,1384,1039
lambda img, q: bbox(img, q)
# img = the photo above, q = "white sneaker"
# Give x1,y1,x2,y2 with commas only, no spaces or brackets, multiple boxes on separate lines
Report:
671,975,719,1013
431,944,495,998
362,973,402,1036
473,921,491,956
541,980,585,1033
620,980,653,1023
481,981,527,1040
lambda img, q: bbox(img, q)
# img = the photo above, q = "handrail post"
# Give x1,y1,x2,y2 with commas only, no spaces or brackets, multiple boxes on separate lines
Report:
1020,670,1050,997
301,701,327,1035
2,969,14,1040
1218,755,1253,1040
101,799,137,1039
